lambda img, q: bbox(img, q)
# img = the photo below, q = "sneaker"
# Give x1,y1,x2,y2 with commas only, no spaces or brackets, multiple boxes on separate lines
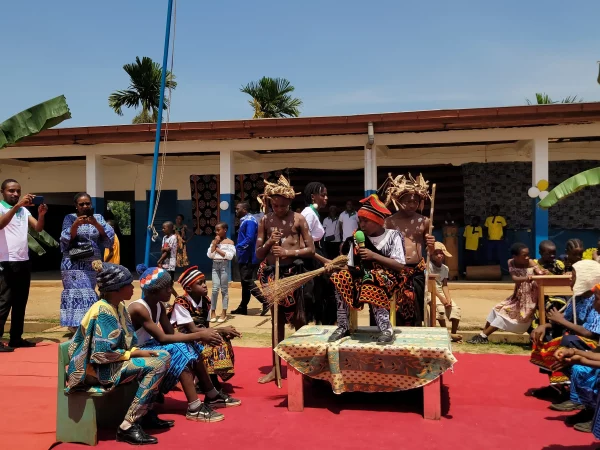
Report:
466,334,489,344
8,339,36,348
328,327,350,342
116,423,158,445
565,408,595,426
549,399,585,412
205,390,242,408
231,307,247,315
574,420,593,433
376,329,395,345
0,342,14,353
186,402,225,422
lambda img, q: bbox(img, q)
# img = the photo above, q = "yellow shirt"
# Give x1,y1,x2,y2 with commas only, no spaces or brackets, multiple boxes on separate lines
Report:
484,216,507,241
463,226,482,251
104,234,120,264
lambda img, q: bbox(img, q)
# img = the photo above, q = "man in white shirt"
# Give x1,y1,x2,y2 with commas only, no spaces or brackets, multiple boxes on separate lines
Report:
338,200,359,245
322,205,341,258
0,179,47,352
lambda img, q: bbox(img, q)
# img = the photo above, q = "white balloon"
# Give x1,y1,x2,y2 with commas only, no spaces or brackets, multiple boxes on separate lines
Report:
539,190,549,200
528,186,540,198
220,201,229,210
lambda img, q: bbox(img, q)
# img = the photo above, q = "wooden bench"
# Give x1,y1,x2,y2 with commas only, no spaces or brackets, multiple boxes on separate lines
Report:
56,341,137,446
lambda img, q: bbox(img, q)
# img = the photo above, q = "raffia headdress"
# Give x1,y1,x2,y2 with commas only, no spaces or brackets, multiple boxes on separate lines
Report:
257,174,299,212
379,172,431,211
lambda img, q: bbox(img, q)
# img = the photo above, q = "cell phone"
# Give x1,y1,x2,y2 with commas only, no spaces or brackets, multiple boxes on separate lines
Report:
32,196,44,205
85,208,95,217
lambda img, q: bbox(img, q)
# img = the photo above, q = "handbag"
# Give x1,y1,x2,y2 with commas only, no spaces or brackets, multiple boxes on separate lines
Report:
68,237,94,261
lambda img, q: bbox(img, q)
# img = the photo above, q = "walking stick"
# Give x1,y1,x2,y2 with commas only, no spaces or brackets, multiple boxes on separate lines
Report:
272,225,282,388
423,184,437,326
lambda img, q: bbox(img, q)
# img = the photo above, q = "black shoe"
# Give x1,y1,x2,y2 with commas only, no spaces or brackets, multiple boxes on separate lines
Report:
8,339,36,348
531,385,566,401
140,410,174,430
260,304,270,316
549,399,585,412
565,408,595,426
0,342,14,353
377,330,395,345
116,423,158,445
231,307,247,315
466,334,489,344
186,402,225,422
205,390,242,408
328,327,350,342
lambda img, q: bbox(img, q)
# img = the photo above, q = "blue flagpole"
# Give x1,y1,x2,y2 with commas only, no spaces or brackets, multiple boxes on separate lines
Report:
144,0,174,266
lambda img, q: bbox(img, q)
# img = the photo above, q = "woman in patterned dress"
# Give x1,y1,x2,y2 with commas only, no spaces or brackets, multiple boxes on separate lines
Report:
60,193,114,332
174,214,190,267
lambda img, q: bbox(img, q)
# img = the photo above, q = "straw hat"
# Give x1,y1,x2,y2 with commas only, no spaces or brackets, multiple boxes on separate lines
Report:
572,260,600,296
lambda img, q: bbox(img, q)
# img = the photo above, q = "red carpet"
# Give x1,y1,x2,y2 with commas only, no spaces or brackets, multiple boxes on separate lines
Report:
1,344,598,450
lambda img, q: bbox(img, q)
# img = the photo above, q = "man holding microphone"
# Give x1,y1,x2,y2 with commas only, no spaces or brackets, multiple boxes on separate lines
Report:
0,179,47,352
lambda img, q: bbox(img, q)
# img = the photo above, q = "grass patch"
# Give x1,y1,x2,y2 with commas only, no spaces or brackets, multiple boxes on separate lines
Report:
454,342,531,355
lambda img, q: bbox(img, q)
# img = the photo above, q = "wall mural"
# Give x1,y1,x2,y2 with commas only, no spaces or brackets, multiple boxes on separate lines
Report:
190,175,219,235
463,160,600,229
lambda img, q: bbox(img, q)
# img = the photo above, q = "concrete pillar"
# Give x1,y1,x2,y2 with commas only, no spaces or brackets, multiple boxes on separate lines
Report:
364,145,377,197
532,137,549,255
219,149,235,240
86,154,104,214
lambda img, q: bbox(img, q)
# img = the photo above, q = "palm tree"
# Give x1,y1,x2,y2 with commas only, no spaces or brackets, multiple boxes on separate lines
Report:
240,77,302,118
109,56,177,123
526,92,583,105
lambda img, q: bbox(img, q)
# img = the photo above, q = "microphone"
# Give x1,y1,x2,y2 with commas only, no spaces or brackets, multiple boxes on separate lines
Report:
354,230,366,248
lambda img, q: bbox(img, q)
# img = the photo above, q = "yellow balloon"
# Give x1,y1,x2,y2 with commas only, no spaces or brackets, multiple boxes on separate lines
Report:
536,179,549,191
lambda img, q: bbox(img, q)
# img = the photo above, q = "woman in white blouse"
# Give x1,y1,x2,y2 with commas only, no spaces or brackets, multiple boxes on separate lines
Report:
207,222,235,323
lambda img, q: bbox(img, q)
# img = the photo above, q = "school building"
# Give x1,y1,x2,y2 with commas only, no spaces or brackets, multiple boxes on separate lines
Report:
2,103,600,276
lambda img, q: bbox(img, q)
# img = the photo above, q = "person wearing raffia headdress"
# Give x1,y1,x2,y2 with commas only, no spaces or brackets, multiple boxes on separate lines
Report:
255,175,315,383
328,194,406,344
380,173,436,326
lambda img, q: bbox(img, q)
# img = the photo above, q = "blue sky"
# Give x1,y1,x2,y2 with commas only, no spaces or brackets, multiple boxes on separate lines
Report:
2,0,600,127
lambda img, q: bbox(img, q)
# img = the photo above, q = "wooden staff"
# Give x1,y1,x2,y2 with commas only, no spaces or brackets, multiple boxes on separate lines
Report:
273,243,282,389
423,184,437,326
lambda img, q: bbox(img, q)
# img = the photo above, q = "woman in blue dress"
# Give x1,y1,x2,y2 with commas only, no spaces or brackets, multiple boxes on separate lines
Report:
60,192,114,331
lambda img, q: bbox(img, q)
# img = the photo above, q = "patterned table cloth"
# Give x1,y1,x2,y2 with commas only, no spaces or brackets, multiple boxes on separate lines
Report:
275,325,457,394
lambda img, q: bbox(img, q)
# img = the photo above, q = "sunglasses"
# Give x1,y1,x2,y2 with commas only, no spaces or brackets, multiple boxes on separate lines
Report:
78,202,92,207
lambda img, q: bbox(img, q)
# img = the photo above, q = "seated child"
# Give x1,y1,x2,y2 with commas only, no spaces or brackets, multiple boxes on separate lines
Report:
128,266,241,426
429,242,462,342
169,266,241,391
530,239,567,329
467,243,545,344
554,281,600,436
66,261,171,446
530,260,600,400
329,194,405,344
560,238,584,273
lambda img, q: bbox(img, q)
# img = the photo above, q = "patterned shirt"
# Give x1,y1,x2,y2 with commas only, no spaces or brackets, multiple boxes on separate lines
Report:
564,294,600,335
534,258,565,275
161,234,178,271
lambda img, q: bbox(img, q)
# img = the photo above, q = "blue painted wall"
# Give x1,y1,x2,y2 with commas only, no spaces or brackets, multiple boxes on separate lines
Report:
90,197,105,217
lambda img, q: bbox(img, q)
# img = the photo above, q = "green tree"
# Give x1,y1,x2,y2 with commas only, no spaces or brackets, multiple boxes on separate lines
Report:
109,56,177,124
526,93,583,105
107,201,131,235
240,77,302,118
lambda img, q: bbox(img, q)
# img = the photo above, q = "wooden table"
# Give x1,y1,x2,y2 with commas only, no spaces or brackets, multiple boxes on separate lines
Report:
275,326,455,421
531,274,572,325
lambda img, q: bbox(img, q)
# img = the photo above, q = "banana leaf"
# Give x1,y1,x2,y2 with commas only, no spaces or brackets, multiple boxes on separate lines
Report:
538,167,600,209
27,229,59,256
0,95,71,149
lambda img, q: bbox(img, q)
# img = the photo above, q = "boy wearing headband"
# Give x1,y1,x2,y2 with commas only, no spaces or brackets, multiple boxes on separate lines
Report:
329,194,405,344
170,266,241,390
128,266,240,426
